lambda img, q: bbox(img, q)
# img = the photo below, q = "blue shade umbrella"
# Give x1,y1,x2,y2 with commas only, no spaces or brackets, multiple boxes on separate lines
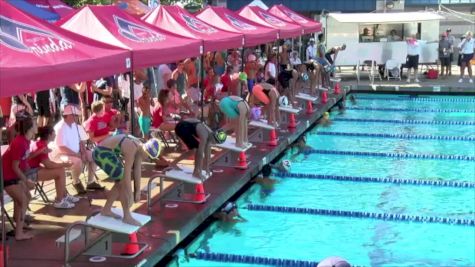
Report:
7,0,60,22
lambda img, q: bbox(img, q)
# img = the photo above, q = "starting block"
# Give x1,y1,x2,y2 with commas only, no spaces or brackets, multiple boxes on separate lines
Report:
62,208,151,265
296,93,318,102
214,136,252,169
250,120,275,130
146,168,211,208
279,105,301,114
249,120,279,146
279,106,301,128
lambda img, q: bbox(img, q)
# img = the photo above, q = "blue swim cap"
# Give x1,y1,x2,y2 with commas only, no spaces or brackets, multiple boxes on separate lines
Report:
143,138,161,159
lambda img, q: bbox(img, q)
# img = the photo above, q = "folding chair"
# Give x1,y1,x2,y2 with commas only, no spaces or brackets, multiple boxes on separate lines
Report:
360,60,382,84
385,59,402,81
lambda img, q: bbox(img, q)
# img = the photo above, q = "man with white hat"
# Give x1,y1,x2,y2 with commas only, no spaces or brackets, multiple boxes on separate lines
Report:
306,38,317,62
52,105,104,194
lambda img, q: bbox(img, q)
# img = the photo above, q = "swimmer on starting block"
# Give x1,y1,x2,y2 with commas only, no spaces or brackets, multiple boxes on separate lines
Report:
92,134,162,226
251,83,281,127
219,96,250,148
175,118,227,180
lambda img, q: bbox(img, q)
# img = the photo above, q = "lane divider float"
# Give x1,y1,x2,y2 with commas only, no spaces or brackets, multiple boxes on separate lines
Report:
354,96,475,103
302,149,475,161
346,107,475,113
193,252,323,267
333,118,475,126
317,131,475,141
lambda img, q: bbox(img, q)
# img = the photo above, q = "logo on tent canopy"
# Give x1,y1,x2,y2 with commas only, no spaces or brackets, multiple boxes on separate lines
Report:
114,15,165,43
0,16,73,56
180,13,217,34
224,14,256,30
259,11,286,27
283,10,308,24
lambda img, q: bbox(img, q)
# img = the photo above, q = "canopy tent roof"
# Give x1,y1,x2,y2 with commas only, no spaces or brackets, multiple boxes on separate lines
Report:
26,0,74,18
268,4,321,34
0,1,130,97
58,5,202,68
237,5,303,39
196,6,277,47
142,5,244,53
7,0,60,22
329,12,444,24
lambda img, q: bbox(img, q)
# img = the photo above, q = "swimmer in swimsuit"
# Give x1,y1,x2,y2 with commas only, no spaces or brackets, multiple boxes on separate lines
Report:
92,135,161,226
251,83,281,127
219,96,250,148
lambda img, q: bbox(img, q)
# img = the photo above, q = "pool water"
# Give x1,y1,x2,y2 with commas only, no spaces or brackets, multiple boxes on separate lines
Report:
179,94,475,267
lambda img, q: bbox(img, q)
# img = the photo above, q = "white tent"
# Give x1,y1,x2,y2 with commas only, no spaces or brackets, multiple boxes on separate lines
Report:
248,0,268,10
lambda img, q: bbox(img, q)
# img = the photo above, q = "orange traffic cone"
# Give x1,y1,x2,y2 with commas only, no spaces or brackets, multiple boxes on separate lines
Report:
306,100,313,114
268,129,277,146
288,113,297,128
238,151,248,168
334,83,341,94
122,232,140,256
194,183,206,202
321,91,328,104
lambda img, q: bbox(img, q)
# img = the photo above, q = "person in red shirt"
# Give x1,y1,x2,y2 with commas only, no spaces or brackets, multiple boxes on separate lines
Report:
152,89,178,132
29,126,79,209
220,66,233,94
84,101,110,144
1,116,36,240
203,68,218,102
101,95,120,131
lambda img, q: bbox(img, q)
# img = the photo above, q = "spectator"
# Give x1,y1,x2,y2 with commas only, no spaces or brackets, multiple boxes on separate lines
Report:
184,58,198,88
172,61,188,97
306,38,317,61
388,29,401,42
165,79,193,117
214,51,226,76
438,32,452,77
29,126,79,209
446,28,456,75
101,95,120,131
458,31,474,84
92,76,114,101
35,89,51,127
405,34,438,83
137,84,152,140
289,51,302,67
84,101,110,144
1,116,36,240
0,97,11,125
220,66,233,94
152,89,179,132
264,54,277,85
52,105,103,194
203,68,217,102
10,95,33,123
245,54,259,94
60,83,84,110
156,64,172,93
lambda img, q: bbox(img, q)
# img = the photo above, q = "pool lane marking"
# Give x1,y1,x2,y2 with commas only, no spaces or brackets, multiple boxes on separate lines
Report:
274,172,475,188
193,252,324,267
354,96,475,103
317,131,475,141
346,107,475,113
246,204,475,226
302,149,475,161
333,118,475,126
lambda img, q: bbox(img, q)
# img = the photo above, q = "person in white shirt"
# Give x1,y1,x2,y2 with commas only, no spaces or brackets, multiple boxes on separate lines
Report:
264,54,277,85
156,64,172,92
52,105,103,194
289,51,302,67
405,34,437,83
306,38,317,61
458,31,474,84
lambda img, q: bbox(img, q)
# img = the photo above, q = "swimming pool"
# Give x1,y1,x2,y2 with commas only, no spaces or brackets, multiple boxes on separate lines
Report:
178,93,475,267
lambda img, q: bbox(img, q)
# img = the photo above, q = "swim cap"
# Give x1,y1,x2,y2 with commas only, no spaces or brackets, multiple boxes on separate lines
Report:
143,138,161,159
324,112,330,117
214,129,227,144
239,72,248,82
278,96,289,107
302,73,309,81
282,160,291,171
221,202,237,213
251,107,262,121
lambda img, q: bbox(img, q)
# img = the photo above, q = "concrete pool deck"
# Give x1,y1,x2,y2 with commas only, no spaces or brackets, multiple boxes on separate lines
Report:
4,76,474,267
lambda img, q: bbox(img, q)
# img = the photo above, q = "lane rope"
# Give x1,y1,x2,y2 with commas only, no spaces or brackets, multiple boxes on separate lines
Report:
333,118,475,126
354,96,475,103
274,172,475,188
246,204,475,226
317,131,475,141
302,149,475,161
346,107,475,113
192,252,323,267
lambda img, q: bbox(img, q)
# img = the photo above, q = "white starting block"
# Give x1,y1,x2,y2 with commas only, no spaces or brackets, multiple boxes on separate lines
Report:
318,86,329,92
62,208,151,265
279,105,301,114
146,168,211,208
296,93,318,102
213,136,252,169
214,136,253,152
330,77,342,83
250,120,275,130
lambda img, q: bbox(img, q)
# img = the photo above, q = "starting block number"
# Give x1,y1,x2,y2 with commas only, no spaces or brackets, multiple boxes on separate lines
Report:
433,86,441,92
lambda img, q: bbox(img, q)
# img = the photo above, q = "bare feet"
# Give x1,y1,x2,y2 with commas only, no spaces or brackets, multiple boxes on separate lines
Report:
134,190,141,203
101,209,121,220
15,232,33,241
122,215,142,226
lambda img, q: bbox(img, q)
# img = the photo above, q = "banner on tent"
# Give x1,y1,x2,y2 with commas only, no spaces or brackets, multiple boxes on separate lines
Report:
224,14,256,30
114,15,165,43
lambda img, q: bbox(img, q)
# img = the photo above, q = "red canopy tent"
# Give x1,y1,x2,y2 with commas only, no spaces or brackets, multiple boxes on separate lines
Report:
26,0,74,18
237,5,303,39
0,1,130,97
142,5,244,53
196,6,277,47
58,5,202,69
268,4,322,34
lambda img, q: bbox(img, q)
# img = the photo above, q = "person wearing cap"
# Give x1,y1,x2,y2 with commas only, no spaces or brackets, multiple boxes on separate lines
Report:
290,51,302,67
306,38,317,62
458,31,474,84
264,54,277,85
446,28,455,75
214,201,246,223
439,32,452,77
316,256,351,267
252,164,277,197
92,134,162,226
175,118,227,180
52,105,103,194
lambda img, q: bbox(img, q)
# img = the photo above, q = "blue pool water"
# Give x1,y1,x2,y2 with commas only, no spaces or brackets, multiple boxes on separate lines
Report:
179,94,475,267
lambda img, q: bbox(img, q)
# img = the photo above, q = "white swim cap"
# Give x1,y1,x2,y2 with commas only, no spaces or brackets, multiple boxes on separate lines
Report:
282,160,291,171
278,96,289,107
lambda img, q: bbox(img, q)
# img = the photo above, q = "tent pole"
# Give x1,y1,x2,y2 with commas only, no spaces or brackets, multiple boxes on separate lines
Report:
129,71,135,135
299,35,302,62
240,46,245,97
0,125,7,267
200,53,205,122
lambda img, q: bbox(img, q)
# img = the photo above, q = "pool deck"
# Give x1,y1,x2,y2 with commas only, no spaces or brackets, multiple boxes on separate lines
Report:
5,76,474,267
